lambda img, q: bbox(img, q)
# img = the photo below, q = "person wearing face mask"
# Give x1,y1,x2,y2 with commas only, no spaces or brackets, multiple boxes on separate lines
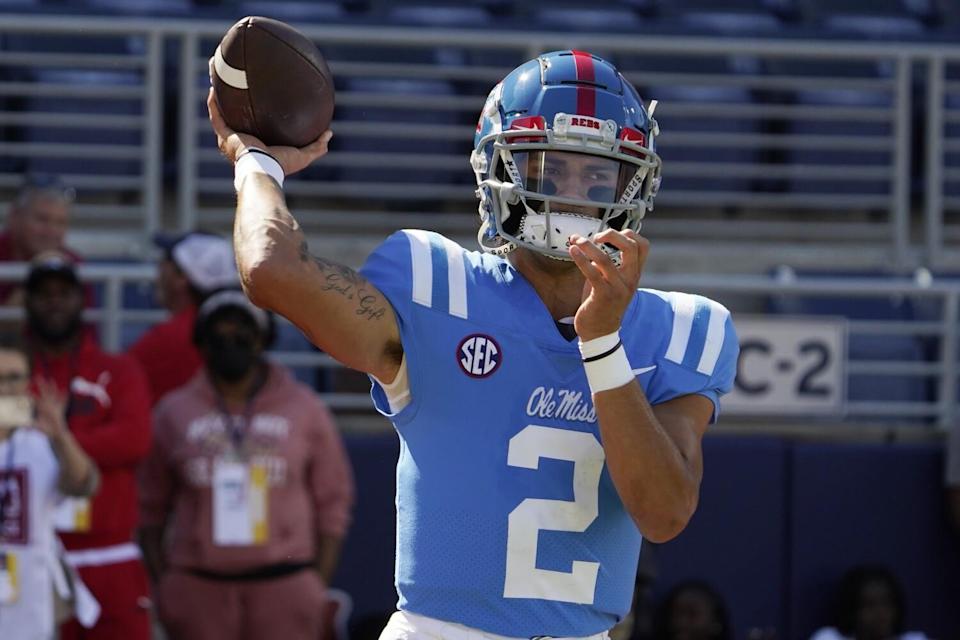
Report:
22,253,153,640
0,334,101,640
138,289,355,640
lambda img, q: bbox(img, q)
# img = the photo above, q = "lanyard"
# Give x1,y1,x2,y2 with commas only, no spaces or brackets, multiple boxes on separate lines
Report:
213,366,267,456
216,395,257,455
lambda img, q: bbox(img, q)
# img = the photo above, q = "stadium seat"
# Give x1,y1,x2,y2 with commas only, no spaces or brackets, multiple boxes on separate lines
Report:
0,0,39,8
383,6,494,68
233,0,347,23
678,10,785,35
385,4,491,26
645,82,761,194
332,77,464,189
19,69,143,179
822,14,926,39
528,7,645,32
66,0,193,17
944,92,960,201
753,54,897,198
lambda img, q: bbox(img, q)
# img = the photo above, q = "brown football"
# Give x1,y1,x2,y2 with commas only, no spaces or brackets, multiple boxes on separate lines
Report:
212,16,334,147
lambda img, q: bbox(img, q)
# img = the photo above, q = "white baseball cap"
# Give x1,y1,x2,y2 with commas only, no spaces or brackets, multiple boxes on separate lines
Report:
156,232,239,293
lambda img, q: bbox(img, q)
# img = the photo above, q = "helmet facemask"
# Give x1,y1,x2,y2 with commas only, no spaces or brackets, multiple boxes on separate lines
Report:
473,114,662,263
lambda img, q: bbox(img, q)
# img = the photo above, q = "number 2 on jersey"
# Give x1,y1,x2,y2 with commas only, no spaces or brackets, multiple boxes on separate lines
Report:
503,425,605,604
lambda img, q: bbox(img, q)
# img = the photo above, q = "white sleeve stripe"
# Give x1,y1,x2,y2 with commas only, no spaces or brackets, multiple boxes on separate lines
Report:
664,294,696,364
697,302,729,375
405,230,433,308
443,237,468,319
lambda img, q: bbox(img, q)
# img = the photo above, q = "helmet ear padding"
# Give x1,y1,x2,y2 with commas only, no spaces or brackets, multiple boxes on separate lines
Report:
493,164,526,235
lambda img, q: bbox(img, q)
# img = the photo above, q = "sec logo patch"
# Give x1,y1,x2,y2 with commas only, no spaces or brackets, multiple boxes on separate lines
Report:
458,334,502,378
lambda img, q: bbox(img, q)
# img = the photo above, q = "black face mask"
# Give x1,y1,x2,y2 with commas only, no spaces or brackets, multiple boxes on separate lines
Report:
205,334,260,383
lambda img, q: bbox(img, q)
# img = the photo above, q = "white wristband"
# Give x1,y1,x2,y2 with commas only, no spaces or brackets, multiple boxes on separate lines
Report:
579,331,634,394
234,148,284,192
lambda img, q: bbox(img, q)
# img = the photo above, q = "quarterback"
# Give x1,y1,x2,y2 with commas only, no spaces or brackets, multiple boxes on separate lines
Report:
209,51,738,640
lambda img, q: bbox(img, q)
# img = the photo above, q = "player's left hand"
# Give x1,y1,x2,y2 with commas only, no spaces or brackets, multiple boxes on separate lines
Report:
568,229,649,341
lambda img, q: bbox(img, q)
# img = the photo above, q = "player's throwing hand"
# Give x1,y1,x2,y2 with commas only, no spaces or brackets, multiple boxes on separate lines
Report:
207,77,331,176
568,228,650,341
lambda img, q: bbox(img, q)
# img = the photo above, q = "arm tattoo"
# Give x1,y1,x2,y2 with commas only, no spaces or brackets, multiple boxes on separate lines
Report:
298,236,387,322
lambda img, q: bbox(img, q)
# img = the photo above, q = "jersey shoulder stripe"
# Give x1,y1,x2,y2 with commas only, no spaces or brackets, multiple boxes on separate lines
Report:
402,230,468,319
639,289,730,377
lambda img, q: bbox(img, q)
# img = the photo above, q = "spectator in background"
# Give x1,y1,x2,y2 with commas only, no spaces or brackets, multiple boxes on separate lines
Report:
0,334,100,640
0,175,81,306
810,565,929,640
651,580,732,640
23,252,154,640
139,289,354,640
128,232,239,404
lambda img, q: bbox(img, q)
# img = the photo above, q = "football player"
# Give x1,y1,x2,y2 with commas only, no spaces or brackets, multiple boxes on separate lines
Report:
209,50,738,640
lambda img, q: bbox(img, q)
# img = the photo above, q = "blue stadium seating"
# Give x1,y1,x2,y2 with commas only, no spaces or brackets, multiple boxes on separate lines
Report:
333,77,464,188
677,9,785,35
234,0,347,23
529,7,646,32
19,68,143,179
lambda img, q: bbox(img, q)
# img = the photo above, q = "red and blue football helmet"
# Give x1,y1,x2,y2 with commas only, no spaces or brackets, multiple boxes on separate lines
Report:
471,50,661,261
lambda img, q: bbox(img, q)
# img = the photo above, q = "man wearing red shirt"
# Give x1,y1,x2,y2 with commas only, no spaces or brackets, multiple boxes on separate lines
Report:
24,253,153,640
128,232,238,405
0,176,82,306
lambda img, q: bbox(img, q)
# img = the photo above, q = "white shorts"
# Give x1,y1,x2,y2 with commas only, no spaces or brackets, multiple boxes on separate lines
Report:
378,610,611,640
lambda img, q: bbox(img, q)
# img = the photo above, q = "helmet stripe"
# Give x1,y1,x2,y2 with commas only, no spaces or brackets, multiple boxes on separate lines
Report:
572,50,596,117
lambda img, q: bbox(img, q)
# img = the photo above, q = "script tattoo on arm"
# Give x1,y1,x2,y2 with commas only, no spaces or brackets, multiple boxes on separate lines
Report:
298,237,387,322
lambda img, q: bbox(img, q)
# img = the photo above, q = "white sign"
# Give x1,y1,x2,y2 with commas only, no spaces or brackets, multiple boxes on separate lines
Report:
725,316,847,416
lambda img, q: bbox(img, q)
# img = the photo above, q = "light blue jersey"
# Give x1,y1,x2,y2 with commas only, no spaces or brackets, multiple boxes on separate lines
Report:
359,230,739,638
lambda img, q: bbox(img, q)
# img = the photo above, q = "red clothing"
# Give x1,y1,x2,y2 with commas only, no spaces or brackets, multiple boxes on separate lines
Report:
0,229,83,262
31,333,153,549
156,569,327,640
127,305,202,405
141,364,354,574
60,560,151,640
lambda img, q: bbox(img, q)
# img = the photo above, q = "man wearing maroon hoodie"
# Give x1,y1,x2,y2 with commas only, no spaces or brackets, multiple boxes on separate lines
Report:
23,253,153,640
139,289,354,640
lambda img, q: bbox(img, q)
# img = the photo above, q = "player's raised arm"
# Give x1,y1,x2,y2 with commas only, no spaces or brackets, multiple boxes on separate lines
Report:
207,88,402,382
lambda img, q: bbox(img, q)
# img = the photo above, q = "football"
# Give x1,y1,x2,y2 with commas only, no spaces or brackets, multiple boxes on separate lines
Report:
212,16,335,147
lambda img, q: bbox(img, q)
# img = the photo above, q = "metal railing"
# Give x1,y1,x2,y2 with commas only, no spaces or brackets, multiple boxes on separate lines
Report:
0,16,954,267
179,26,921,268
0,18,164,246
927,53,960,267
0,261,955,427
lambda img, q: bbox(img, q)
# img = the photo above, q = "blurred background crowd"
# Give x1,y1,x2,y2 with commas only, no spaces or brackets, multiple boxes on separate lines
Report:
1,0,960,638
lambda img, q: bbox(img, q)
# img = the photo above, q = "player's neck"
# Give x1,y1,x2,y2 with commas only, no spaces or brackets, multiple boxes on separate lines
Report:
509,250,584,322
